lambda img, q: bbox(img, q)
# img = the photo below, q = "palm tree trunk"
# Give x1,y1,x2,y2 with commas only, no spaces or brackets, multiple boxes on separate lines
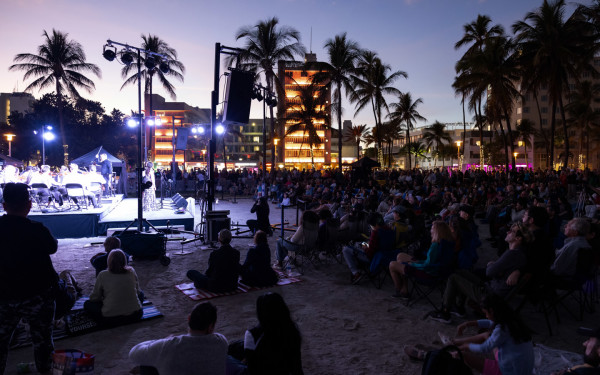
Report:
533,92,550,168
56,82,68,165
550,100,557,169
406,129,411,170
337,87,343,169
462,96,466,155
558,96,569,168
497,121,510,172
504,112,516,170
586,132,590,170
356,141,360,161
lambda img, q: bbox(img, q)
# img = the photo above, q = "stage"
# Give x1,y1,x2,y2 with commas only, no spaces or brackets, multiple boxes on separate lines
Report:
28,196,195,239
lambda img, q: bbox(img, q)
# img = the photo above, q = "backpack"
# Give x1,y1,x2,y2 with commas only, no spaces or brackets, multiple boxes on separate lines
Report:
421,345,473,375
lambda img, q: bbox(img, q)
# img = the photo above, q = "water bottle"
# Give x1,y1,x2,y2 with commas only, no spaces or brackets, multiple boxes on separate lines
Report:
285,264,292,276
16,362,35,374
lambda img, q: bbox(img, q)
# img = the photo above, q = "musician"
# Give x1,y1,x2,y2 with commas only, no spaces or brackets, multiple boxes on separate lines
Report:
142,162,158,211
30,165,65,206
2,165,18,184
63,164,101,209
98,153,112,197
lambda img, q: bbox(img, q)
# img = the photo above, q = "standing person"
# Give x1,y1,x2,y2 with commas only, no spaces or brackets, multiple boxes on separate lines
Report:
99,152,113,197
129,302,228,375
142,162,158,212
246,196,272,235
0,183,58,374
186,229,240,293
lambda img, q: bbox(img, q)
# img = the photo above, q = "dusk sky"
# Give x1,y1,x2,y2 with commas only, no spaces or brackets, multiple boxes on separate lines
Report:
0,0,589,129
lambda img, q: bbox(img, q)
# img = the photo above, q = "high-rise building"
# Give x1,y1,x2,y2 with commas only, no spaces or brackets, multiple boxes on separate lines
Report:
277,54,332,169
0,92,34,124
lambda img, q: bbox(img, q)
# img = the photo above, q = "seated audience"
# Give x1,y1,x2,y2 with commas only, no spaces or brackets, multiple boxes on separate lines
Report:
90,236,122,276
187,229,240,293
275,210,319,268
389,220,455,298
84,249,143,326
240,231,278,287
129,302,228,375
551,217,591,278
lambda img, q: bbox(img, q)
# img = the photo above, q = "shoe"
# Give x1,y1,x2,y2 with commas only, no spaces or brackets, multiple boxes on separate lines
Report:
351,272,364,285
392,291,410,300
429,310,452,324
403,345,426,361
450,306,466,318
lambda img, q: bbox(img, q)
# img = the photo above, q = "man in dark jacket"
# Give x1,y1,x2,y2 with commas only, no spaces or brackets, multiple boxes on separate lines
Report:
186,229,240,293
99,152,113,196
246,196,272,235
0,183,58,374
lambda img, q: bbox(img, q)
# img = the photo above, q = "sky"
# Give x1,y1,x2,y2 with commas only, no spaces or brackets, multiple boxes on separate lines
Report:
0,0,590,129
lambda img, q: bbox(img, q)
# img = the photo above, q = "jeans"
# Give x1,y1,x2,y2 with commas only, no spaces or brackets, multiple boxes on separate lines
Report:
342,245,370,275
186,270,209,289
276,238,301,262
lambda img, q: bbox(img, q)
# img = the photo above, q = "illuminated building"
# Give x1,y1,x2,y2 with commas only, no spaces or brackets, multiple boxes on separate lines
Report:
277,53,332,169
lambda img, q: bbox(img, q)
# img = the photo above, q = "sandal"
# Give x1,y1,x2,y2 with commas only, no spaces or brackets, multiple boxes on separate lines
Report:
403,345,426,361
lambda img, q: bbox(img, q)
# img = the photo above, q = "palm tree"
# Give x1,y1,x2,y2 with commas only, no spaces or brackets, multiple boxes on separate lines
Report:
515,119,536,168
351,50,406,161
388,92,426,170
343,124,368,162
422,121,452,167
513,0,597,168
234,17,305,169
318,33,360,168
10,29,100,165
284,80,331,167
565,80,600,169
401,141,428,169
120,34,185,101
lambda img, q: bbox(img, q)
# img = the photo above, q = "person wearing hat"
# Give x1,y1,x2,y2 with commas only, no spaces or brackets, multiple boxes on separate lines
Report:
552,328,600,374
0,183,59,374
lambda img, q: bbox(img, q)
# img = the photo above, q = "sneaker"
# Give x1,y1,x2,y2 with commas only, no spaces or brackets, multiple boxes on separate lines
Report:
450,306,466,318
429,310,452,324
438,331,452,345
351,272,364,285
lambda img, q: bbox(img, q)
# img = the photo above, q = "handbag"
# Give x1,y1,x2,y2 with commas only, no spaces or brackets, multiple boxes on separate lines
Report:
52,349,95,375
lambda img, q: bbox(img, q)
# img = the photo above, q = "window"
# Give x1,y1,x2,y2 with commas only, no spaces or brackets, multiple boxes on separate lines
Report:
517,107,522,114
254,146,260,151
541,107,548,114
541,95,548,102
253,136,260,142
542,119,548,125
523,107,530,114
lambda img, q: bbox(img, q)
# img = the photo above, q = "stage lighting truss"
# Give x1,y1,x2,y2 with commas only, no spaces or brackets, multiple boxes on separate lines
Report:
252,85,277,108
102,41,169,71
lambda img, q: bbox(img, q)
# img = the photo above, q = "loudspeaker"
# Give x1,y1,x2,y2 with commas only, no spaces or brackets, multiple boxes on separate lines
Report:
175,128,189,151
113,231,167,260
207,217,231,242
173,197,188,210
223,69,254,125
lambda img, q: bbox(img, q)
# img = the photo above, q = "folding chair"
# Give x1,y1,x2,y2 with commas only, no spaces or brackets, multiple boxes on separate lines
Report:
65,183,89,209
31,183,54,208
287,221,319,274
365,249,400,289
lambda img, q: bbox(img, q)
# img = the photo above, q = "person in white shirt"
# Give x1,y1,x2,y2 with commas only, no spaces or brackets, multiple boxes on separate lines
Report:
129,302,228,375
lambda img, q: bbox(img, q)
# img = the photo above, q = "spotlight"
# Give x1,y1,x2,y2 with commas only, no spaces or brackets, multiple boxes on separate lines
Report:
251,88,258,100
197,126,205,134
216,124,225,134
43,132,55,141
145,55,156,70
127,118,138,128
155,117,162,125
266,95,277,107
159,61,170,74
103,45,117,61
147,118,155,126
120,50,134,66
191,127,197,134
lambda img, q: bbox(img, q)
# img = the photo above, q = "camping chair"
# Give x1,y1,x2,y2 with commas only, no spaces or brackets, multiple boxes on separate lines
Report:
364,249,400,289
319,218,343,264
286,221,319,275
65,183,89,210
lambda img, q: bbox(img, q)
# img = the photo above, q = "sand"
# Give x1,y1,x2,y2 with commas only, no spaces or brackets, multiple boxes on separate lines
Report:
4,198,596,374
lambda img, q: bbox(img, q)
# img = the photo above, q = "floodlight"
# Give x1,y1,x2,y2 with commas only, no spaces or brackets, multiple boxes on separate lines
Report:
155,117,162,125
216,124,225,134
43,132,55,141
120,50,134,66
159,61,170,74
127,118,138,128
103,45,117,61
147,118,155,126
255,89,263,101
145,56,156,70
46,125,53,130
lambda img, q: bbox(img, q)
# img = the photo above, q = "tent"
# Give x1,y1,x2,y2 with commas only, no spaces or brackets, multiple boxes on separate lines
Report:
0,154,25,168
350,157,380,169
71,146,127,195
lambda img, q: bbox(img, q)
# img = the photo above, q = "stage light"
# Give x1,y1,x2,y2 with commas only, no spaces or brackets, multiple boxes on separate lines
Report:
43,132,55,141
197,126,205,134
120,50,134,66
145,55,156,70
147,118,155,126
103,45,117,61
216,124,225,134
127,118,138,128
159,61,169,74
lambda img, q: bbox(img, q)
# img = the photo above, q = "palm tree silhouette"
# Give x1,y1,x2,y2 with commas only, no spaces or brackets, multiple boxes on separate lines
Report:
515,119,536,168
565,81,600,170
234,17,305,169
343,124,368,162
284,80,331,167
10,29,100,165
422,121,452,167
388,92,426,170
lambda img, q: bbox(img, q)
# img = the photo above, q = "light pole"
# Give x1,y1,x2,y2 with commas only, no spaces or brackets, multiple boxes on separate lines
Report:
274,138,279,168
4,134,15,157
455,140,462,171
513,152,518,169
34,125,54,164
251,84,277,176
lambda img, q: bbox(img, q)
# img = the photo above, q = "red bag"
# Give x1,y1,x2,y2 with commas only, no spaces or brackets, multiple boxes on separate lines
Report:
52,349,94,375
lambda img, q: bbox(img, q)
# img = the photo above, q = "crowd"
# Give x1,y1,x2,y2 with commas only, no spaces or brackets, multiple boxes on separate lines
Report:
2,162,600,374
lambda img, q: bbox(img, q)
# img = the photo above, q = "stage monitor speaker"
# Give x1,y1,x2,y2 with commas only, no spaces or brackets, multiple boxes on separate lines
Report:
176,128,189,151
113,231,167,260
207,217,231,242
173,197,188,210
223,69,254,125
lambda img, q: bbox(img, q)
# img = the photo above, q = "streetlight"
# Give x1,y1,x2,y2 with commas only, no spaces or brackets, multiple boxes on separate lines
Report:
455,140,462,171
4,134,15,157
34,125,54,164
513,152,518,169
274,138,279,167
